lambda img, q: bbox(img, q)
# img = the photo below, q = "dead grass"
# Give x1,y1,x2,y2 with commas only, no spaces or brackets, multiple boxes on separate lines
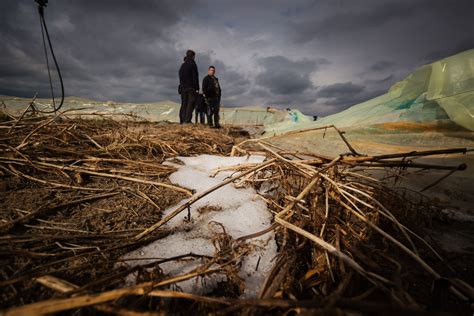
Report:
0,106,472,315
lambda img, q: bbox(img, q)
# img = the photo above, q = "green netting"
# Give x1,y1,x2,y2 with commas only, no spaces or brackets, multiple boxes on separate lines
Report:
264,49,474,135
427,50,474,131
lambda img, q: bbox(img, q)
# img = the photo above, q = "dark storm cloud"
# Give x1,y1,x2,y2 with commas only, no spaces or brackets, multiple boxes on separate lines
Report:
219,68,250,103
291,0,473,44
0,0,197,102
315,82,385,114
1,0,473,116
292,1,418,43
364,74,395,85
370,61,396,72
421,37,474,64
255,56,328,95
317,82,365,99
192,54,251,106
248,55,332,110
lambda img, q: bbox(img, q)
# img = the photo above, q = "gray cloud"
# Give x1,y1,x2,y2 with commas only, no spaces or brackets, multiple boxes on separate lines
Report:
292,1,417,43
314,82,387,114
190,54,251,106
370,61,396,72
317,82,365,98
1,0,472,117
421,37,474,64
256,56,315,94
291,0,474,44
0,0,197,102
255,56,328,95
364,74,395,85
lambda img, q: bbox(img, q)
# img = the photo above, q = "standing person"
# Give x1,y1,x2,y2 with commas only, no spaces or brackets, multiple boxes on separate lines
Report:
178,50,199,124
178,57,185,124
194,93,207,124
202,65,221,128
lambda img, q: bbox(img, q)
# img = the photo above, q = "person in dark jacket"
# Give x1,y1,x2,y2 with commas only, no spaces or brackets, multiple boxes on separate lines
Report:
178,50,199,124
194,93,207,124
202,65,221,128
178,57,185,123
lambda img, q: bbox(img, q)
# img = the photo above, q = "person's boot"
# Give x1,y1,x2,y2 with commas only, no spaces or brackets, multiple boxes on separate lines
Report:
214,114,221,128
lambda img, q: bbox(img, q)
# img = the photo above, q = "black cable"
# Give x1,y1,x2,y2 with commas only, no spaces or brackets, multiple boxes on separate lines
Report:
37,3,64,113
39,10,55,107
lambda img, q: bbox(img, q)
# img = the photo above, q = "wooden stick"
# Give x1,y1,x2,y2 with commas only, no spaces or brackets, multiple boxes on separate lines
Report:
421,168,462,192
35,274,231,316
81,157,175,171
15,115,57,150
346,147,467,162
3,265,226,315
7,93,38,134
1,157,192,196
35,275,79,293
276,156,341,218
357,161,466,171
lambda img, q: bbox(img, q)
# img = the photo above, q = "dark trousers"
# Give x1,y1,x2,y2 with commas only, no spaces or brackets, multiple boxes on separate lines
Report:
207,97,220,127
195,110,206,124
179,95,185,124
180,89,196,123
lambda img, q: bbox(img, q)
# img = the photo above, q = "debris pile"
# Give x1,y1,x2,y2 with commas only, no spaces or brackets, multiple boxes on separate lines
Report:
0,109,472,315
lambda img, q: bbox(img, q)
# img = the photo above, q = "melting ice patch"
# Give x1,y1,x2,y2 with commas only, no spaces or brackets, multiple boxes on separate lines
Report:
122,155,277,298
159,108,174,116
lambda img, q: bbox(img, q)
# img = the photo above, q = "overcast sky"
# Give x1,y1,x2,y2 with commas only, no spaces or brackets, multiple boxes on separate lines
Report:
1,0,473,115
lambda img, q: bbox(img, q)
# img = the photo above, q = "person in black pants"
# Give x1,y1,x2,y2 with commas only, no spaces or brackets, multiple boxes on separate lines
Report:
202,65,222,128
178,50,199,124
194,93,207,124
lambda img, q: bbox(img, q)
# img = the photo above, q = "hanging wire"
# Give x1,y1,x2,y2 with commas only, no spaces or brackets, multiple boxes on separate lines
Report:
39,9,55,108
36,1,64,113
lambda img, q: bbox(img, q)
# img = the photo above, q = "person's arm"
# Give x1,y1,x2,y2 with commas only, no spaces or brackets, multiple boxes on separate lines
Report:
192,63,199,92
178,64,185,94
202,76,208,96
178,64,184,85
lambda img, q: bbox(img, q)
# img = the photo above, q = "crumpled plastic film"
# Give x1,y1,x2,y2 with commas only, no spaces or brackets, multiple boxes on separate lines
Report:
264,49,474,136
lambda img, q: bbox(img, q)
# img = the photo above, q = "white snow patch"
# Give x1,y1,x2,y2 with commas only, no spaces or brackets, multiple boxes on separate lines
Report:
122,155,277,297
160,108,174,116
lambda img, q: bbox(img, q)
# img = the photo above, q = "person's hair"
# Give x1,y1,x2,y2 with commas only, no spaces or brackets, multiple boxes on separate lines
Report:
208,65,215,70
186,50,195,60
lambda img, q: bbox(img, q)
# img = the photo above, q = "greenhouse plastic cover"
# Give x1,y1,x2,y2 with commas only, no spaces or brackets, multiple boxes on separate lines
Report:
263,49,474,135
1,97,277,127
